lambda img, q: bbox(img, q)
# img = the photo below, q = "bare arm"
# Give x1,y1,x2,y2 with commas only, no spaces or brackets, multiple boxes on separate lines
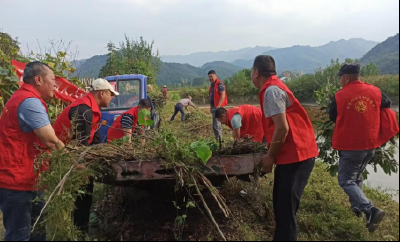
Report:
232,128,241,141
268,113,289,157
34,124,65,150
189,101,198,110
262,113,289,173
217,91,226,108
123,128,133,143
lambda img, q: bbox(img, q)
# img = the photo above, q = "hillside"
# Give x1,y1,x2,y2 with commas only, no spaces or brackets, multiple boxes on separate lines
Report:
157,61,243,87
72,56,242,86
232,38,378,74
161,46,276,67
72,54,108,78
72,38,378,84
361,34,399,75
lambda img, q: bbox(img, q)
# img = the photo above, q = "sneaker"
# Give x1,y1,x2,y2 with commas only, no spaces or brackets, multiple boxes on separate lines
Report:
366,207,386,233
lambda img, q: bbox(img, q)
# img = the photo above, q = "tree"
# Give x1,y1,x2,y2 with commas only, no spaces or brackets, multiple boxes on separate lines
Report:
192,77,207,86
0,32,21,112
286,59,343,102
100,36,162,86
225,69,258,102
99,42,124,77
361,63,381,77
0,32,20,66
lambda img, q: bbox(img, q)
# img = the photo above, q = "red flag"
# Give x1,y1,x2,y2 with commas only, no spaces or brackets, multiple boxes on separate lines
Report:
11,60,86,103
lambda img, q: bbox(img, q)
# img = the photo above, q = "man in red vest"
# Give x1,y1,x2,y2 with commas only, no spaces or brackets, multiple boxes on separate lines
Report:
215,105,264,143
329,63,399,233
252,55,319,241
208,70,228,141
107,99,153,143
53,78,118,233
162,85,168,98
54,78,119,145
0,62,65,241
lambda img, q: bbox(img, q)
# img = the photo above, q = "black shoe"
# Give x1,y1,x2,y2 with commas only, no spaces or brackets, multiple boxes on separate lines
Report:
366,207,386,233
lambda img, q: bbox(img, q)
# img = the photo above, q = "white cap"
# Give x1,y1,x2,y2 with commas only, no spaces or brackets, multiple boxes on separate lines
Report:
90,78,119,96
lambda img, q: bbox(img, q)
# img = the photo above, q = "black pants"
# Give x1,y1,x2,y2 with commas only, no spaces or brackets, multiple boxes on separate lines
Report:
73,178,94,233
273,158,315,241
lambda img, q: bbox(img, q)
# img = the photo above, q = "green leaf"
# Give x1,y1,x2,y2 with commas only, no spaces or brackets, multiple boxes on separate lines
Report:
206,142,219,152
175,216,184,226
138,109,153,127
190,140,212,164
145,119,154,127
121,135,130,144
0,67,10,76
195,146,212,164
138,109,150,124
186,201,196,208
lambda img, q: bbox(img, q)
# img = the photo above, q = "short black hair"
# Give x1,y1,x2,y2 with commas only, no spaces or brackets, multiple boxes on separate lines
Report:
208,70,217,75
23,61,51,84
253,55,277,78
138,98,152,108
215,108,227,119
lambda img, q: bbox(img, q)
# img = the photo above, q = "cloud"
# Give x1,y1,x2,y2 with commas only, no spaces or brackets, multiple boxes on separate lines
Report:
0,0,398,58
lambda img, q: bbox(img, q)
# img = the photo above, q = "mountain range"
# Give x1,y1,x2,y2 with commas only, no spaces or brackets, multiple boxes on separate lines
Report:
231,38,378,73
161,46,276,67
72,37,400,86
361,34,399,75
158,61,243,87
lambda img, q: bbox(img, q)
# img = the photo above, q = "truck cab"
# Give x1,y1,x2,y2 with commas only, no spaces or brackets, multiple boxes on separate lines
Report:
99,74,148,143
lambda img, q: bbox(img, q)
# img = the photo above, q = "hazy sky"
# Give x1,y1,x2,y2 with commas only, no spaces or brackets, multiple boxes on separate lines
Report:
0,0,399,59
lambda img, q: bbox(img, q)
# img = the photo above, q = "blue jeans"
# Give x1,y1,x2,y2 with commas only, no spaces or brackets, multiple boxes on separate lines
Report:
170,103,185,122
212,108,222,141
0,188,46,241
338,150,375,215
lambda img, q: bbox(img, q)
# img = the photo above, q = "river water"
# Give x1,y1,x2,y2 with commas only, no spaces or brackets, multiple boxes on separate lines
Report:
367,143,399,202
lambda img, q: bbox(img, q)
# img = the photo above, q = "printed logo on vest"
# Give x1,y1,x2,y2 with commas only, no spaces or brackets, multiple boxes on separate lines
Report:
355,100,368,113
347,96,376,111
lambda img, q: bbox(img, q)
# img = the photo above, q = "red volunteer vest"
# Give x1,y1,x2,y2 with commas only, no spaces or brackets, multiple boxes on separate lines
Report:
259,76,319,165
209,79,228,107
226,105,264,143
53,93,101,145
0,84,48,191
107,107,139,142
377,108,399,147
332,81,397,150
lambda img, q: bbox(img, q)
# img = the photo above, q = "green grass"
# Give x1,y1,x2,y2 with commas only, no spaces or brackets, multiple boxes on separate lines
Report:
1,163,398,241
0,98,398,241
221,162,399,241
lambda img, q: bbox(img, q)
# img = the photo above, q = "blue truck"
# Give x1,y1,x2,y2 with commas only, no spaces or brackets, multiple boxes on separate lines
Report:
99,74,149,143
